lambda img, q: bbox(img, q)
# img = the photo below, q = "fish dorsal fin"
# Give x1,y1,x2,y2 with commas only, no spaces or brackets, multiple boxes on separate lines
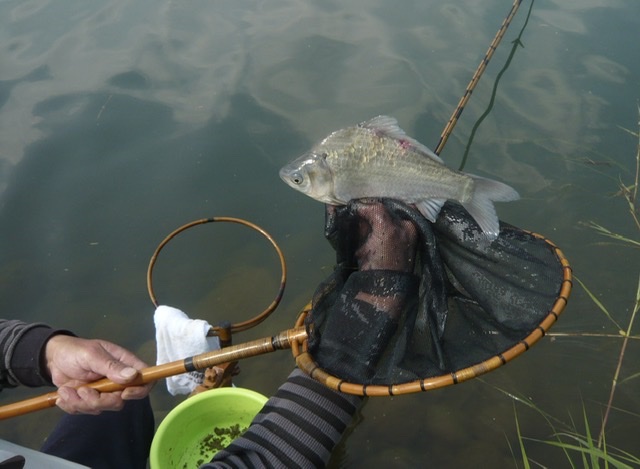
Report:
360,115,444,164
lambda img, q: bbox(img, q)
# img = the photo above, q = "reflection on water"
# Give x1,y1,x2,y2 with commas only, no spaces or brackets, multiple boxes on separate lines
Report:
1,0,639,466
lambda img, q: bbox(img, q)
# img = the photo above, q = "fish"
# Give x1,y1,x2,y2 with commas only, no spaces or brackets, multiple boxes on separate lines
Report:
279,115,519,239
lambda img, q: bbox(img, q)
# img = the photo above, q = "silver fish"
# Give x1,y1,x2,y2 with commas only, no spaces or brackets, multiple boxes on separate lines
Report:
279,115,519,239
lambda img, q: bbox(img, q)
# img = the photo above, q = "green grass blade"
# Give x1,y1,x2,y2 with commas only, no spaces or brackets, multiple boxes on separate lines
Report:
575,276,623,330
526,438,635,469
585,221,640,248
619,371,640,385
514,405,531,469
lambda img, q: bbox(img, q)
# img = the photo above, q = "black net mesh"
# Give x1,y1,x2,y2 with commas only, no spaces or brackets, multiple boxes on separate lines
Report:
305,199,566,386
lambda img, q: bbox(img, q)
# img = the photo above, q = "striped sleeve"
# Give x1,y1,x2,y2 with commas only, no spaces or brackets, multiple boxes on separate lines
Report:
201,368,362,468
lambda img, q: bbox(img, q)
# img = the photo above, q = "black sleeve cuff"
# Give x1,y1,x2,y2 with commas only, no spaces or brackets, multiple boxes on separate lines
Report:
308,270,419,382
344,270,419,298
11,326,74,387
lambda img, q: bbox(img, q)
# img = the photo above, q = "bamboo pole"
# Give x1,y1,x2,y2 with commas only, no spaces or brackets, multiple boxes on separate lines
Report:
0,327,307,420
434,0,523,156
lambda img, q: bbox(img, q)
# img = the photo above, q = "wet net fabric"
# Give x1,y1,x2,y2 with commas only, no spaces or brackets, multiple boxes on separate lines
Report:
305,199,565,386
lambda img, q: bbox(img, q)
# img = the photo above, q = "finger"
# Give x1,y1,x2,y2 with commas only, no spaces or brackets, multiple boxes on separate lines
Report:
98,340,148,370
56,386,125,414
78,386,126,412
121,384,153,401
325,204,337,217
55,386,85,414
92,358,139,386
88,342,147,385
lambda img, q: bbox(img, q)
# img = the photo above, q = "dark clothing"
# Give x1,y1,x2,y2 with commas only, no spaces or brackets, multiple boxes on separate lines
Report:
1,319,153,468
41,397,154,469
206,369,362,468
0,320,72,389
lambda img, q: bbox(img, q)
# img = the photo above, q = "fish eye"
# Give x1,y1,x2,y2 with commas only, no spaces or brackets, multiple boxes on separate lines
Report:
291,172,304,185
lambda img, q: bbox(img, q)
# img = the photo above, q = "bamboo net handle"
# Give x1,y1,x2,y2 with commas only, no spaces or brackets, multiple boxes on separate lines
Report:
0,327,307,421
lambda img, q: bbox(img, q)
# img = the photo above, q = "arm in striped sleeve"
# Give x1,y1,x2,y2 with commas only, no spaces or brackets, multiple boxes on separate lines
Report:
202,368,363,469
200,202,418,468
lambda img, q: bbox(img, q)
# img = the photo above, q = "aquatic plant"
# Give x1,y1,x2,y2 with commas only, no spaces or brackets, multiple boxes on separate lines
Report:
510,105,640,467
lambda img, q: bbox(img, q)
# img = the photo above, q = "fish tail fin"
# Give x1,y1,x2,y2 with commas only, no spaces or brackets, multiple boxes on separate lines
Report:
462,175,520,239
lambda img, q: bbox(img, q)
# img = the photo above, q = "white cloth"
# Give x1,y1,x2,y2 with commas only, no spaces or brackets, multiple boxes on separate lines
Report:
154,305,221,395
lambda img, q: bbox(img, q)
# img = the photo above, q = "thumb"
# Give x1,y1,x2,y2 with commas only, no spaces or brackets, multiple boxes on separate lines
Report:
112,364,139,383
90,350,140,384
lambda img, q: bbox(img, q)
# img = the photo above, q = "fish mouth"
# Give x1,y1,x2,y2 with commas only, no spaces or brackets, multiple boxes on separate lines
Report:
278,166,296,188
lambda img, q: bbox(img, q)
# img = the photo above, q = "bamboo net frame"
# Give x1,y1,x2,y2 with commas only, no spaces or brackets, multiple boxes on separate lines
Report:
292,232,572,396
146,217,287,335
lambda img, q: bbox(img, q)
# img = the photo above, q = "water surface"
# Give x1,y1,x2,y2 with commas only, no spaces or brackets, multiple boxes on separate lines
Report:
1,0,639,466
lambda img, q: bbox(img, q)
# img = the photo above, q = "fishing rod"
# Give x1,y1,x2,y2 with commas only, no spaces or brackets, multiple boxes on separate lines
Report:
458,0,534,172
434,0,524,156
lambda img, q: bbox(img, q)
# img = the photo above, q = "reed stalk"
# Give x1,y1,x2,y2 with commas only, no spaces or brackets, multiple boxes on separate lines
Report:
511,103,640,466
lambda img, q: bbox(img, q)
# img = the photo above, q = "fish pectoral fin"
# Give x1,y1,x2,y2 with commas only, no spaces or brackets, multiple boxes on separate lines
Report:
415,199,447,222
461,197,500,240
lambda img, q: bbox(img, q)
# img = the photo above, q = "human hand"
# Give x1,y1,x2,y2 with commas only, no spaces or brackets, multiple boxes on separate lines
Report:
45,335,152,414
325,199,418,274
308,200,420,381
321,198,420,319
349,199,418,272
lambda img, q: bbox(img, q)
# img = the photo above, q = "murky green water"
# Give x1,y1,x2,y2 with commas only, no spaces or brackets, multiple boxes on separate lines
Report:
1,0,639,466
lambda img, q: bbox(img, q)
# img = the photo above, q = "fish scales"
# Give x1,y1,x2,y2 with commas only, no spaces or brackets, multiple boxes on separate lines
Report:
324,127,473,204
280,116,519,240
